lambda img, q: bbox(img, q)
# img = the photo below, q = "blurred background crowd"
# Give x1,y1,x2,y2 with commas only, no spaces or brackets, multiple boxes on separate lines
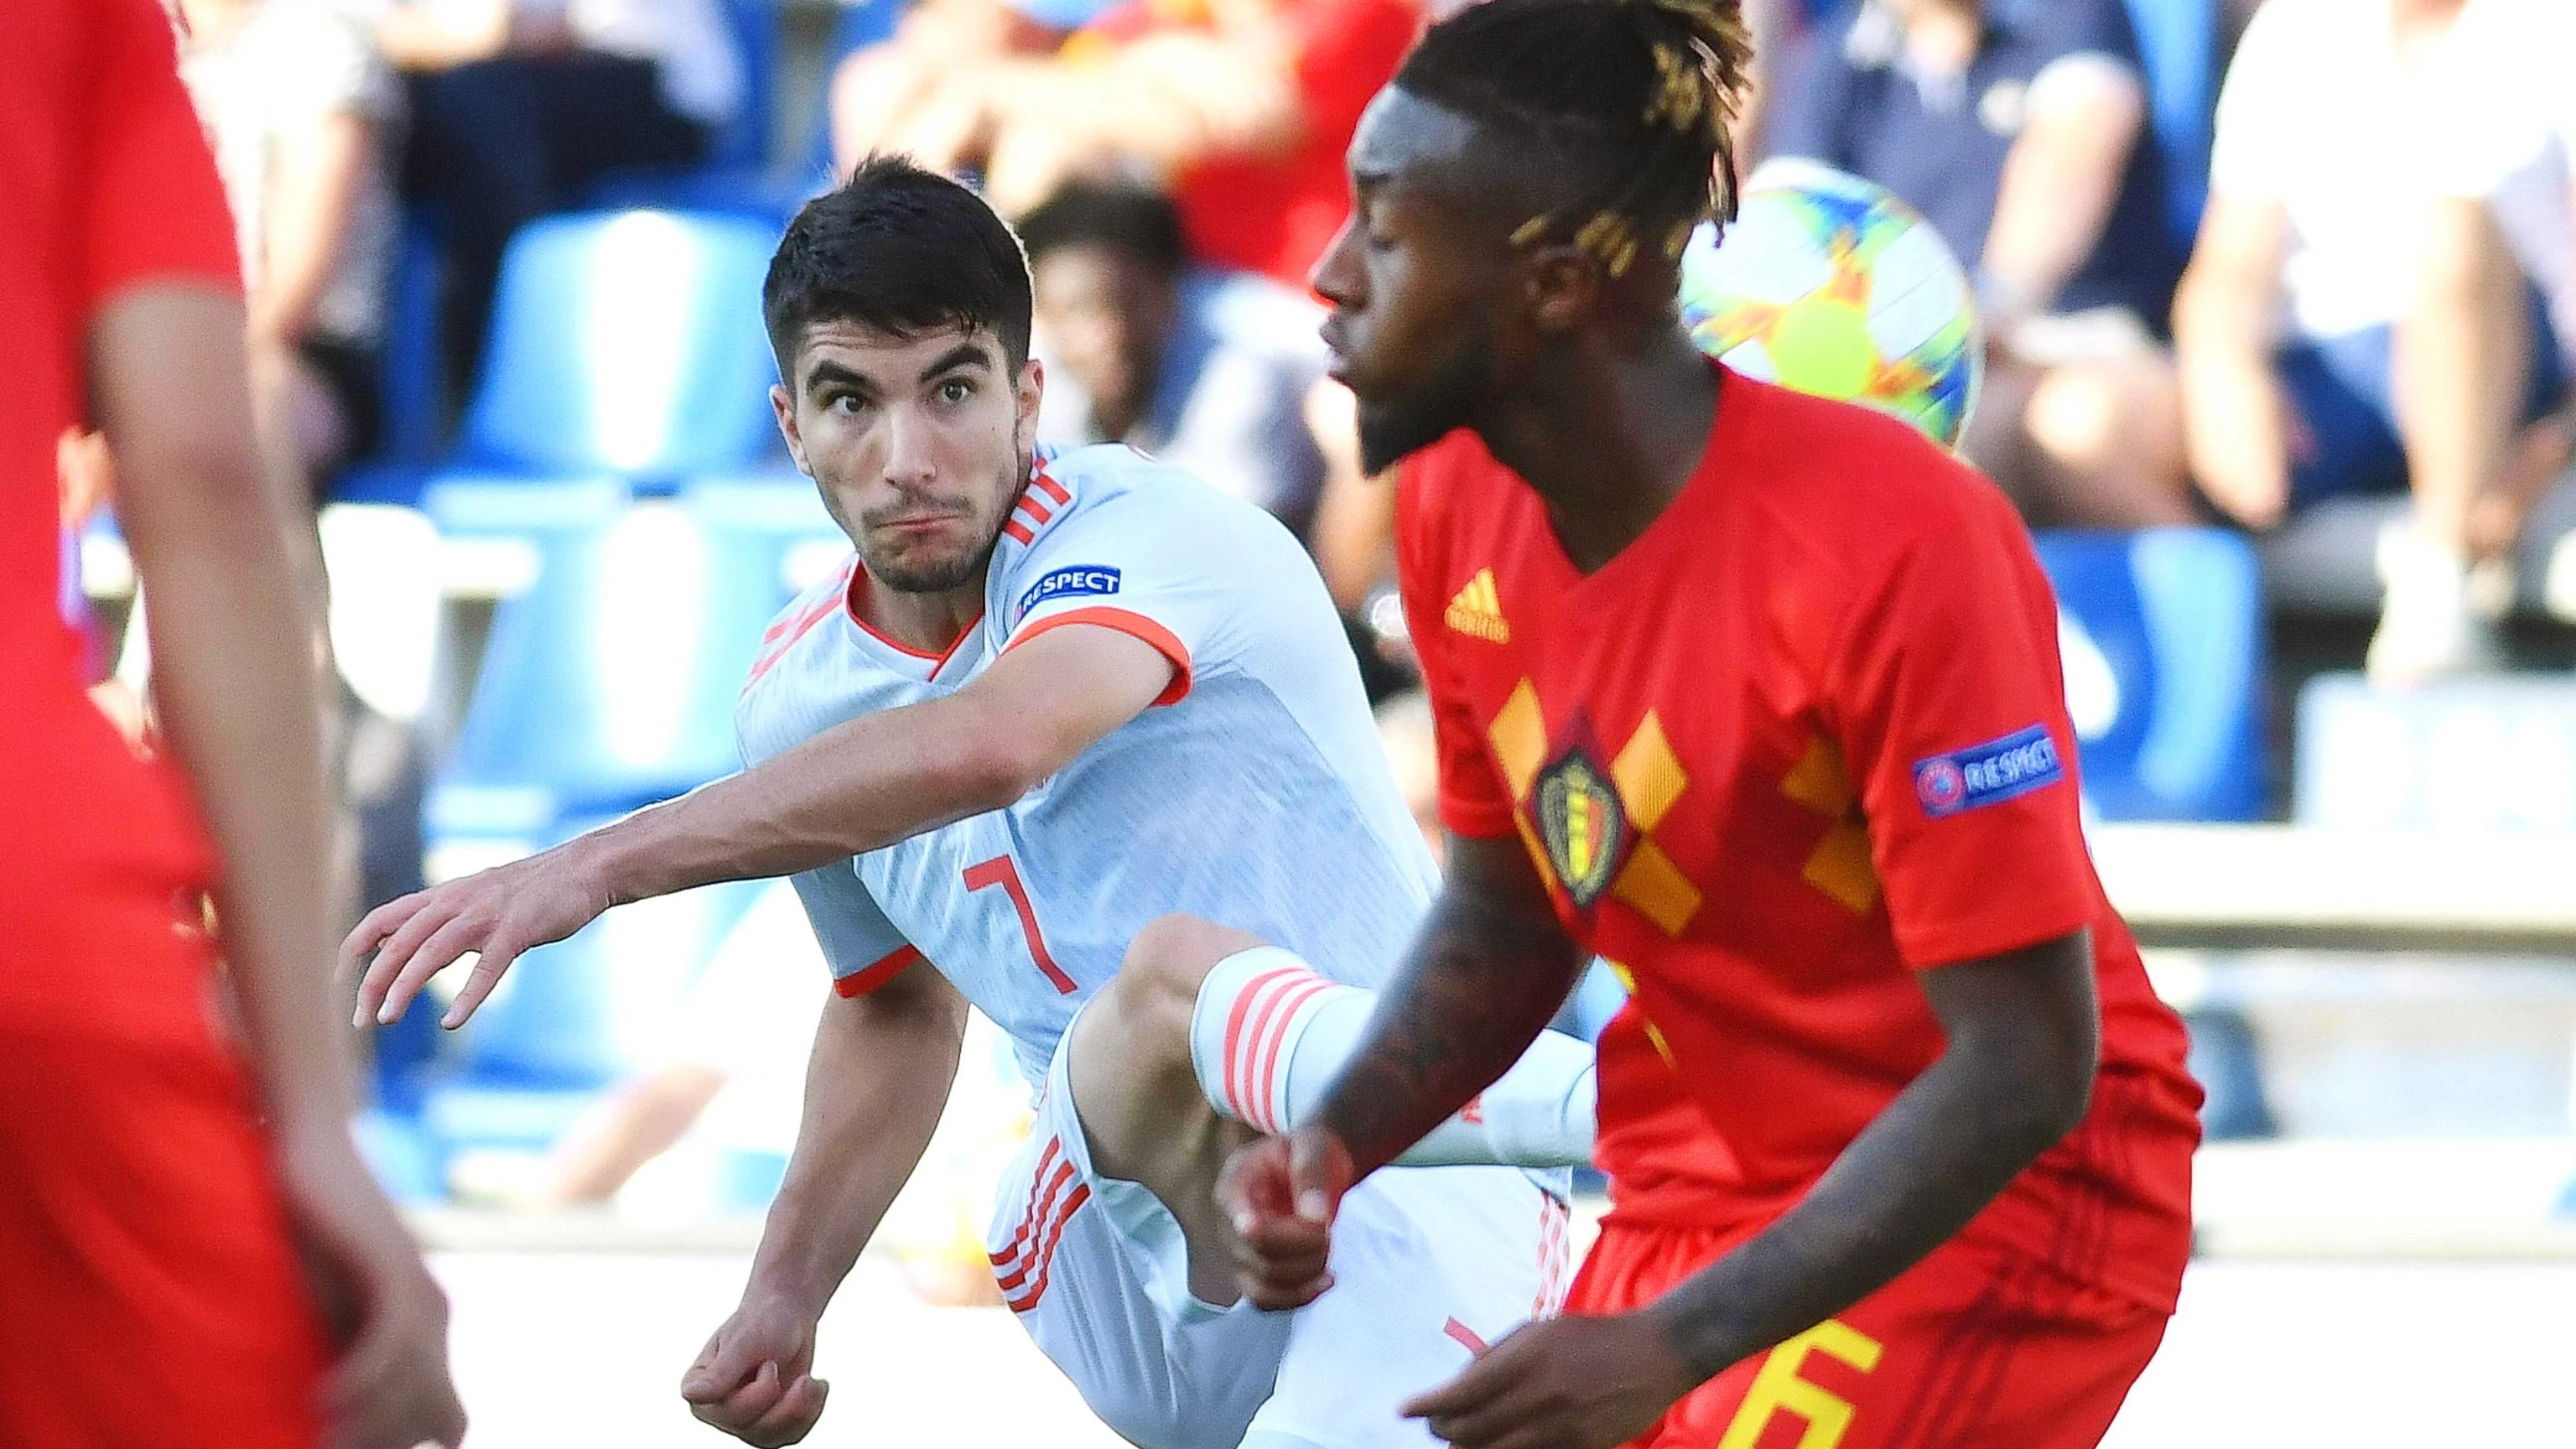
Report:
67,0,2576,1273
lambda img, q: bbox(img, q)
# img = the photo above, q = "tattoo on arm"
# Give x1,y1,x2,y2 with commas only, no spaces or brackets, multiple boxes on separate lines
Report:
1316,834,1587,1176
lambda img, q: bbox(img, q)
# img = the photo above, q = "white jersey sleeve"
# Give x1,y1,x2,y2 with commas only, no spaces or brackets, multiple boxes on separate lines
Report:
988,444,1299,709
787,862,921,999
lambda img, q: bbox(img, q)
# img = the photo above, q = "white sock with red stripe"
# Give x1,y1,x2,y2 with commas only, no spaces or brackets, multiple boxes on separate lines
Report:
1187,946,1595,1169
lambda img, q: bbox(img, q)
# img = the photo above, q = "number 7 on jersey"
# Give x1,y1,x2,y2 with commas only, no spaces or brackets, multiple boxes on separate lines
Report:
963,855,1078,994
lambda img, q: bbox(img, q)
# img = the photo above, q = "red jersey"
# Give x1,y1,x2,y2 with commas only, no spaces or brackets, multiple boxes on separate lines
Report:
0,0,241,1033
1398,370,2202,1312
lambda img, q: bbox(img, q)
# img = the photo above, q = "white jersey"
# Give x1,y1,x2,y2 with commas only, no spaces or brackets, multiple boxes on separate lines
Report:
735,444,1437,1086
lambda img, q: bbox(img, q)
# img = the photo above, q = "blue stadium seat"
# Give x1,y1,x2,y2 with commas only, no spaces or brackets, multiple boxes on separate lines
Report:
354,1107,447,1205
440,875,760,1094
343,208,788,504
459,210,787,485
418,853,763,1161
682,469,850,615
2032,527,2267,821
426,479,781,834
709,0,779,172
399,474,810,1176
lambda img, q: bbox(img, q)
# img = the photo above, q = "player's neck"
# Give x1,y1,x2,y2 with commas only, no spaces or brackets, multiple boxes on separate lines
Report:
1477,330,1720,575
849,566,984,656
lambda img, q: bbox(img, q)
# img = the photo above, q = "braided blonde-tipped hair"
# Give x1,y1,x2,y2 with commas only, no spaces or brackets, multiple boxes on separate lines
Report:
1393,0,1756,278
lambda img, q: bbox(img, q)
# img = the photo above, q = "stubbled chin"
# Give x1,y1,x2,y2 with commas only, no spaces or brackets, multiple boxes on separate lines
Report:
1356,403,1449,476
867,528,1000,596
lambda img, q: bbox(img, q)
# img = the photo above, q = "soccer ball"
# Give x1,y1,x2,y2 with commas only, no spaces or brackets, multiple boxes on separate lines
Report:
1679,159,1981,447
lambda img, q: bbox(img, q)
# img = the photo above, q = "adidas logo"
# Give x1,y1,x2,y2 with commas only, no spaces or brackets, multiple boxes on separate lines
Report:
1445,569,1510,642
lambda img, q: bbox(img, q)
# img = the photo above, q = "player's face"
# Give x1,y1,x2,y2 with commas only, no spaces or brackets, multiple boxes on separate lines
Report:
774,320,1044,595
1311,88,1519,475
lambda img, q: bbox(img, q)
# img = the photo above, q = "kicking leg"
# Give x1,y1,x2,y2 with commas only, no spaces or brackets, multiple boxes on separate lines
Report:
1125,914,1596,1168
1063,916,1273,1308
1068,915,1595,1307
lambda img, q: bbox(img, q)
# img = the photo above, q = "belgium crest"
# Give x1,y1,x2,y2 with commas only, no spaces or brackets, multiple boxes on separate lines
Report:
1535,745,1628,908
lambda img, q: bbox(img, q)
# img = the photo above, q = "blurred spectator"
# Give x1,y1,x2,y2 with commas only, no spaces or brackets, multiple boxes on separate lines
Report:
1730,0,1817,161
2386,0,2576,682
177,0,402,487
829,0,1109,182
1764,0,2192,527
830,0,1422,288
2171,0,2564,684
1024,180,1332,537
376,0,744,396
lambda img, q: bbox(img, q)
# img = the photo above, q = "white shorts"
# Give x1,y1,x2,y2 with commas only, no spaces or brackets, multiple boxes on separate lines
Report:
988,1021,1573,1449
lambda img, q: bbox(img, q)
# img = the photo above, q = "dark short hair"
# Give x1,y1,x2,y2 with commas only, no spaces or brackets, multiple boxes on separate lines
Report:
1017,180,1190,279
763,156,1035,377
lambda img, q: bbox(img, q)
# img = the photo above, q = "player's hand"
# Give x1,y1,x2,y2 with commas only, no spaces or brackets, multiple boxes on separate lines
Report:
344,840,616,1030
274,1119,468,1449
1214,1124,1355,1311
681,1296,831,1447
1401,1310,1698,1449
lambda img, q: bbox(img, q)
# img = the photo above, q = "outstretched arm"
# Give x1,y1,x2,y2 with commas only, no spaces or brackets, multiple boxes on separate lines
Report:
1220,830,1586,1307
1400,930,2102,1449
683,961,969,1446
348,621,1173,1026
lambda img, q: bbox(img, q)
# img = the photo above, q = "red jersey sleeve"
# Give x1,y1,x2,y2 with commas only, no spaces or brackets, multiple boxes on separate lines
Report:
1395,449,1519,841
82,0,239,314
1825,472,2101,968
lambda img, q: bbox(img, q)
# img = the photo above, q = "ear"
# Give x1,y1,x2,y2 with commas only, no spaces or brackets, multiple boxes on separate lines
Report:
1014,356,1046,447
1522,244,1602,336
771,382,811,475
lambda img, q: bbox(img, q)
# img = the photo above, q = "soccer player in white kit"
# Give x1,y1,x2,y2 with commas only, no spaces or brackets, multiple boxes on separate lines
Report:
348,158,1594,1449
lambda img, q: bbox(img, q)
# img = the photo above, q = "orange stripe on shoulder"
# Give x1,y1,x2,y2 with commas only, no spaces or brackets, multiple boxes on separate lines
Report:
1006,605,1192,706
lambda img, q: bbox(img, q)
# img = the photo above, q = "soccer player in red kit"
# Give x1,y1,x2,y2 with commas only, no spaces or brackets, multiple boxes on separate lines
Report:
0,1,462,1444
1221,0,2205,1446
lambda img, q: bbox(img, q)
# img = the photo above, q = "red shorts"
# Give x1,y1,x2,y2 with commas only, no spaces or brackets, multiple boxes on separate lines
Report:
1570,1218,2172,1449
0,1022,326,1448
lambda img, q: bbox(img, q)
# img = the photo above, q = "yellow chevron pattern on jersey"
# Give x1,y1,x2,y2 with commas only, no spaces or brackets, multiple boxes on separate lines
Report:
1445,569,1511,642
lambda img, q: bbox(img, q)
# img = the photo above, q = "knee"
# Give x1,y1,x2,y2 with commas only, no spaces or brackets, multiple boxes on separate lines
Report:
1082,915,1256,1087
2023,365,2127,470
1114,914,1260,1020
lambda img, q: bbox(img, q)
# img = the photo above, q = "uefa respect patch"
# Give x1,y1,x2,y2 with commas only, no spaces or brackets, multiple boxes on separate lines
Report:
1912,724,2064,818
1017,564,1121,617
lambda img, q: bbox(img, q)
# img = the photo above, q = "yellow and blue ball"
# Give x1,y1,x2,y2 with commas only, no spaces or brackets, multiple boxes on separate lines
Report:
1680,159,1981,448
